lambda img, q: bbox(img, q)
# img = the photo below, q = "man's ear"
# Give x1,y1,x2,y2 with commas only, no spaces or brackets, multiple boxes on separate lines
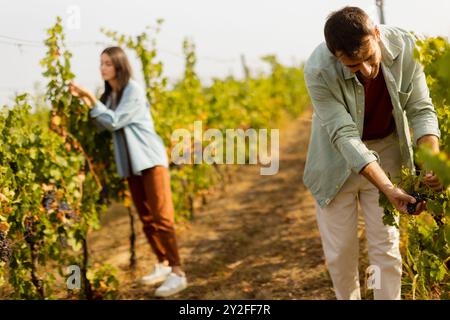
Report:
374,25,381,40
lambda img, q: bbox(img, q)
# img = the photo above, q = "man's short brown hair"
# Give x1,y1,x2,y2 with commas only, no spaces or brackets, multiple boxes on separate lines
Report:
324,6,376,58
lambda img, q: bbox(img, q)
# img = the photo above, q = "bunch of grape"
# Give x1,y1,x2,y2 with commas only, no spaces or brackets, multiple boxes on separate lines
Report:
58,200,78,221
65,211,78,220
433,214,444,226
407,192,427,215
58,200,70,212
0,231,12,263
42,190,56,212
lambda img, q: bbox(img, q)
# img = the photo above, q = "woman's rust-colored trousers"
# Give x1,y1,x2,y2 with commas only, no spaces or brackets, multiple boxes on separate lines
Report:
127,166,181,267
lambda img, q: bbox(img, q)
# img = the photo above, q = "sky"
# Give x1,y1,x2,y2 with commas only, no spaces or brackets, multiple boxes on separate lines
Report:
1,0,449,105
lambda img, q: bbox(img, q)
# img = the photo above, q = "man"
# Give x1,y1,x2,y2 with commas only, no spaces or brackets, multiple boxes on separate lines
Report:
303,6,442,300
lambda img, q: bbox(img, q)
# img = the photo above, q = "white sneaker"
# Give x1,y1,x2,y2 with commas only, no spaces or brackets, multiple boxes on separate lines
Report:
154,272,187,297
139,263,172,285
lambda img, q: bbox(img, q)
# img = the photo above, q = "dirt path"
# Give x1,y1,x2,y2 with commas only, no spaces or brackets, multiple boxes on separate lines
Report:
89,107,337,299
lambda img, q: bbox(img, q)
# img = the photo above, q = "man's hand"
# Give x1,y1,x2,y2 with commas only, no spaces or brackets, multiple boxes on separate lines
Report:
384,186,426,215
360,161,423,214
422,171,443,191
417,135,443,191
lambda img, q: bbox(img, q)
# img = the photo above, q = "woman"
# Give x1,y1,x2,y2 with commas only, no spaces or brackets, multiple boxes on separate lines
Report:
69,46,187,298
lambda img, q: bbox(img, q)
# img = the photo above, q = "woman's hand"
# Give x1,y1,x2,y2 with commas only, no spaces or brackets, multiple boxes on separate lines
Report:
68,81,87,97
384,186,426,215
69,82,96,107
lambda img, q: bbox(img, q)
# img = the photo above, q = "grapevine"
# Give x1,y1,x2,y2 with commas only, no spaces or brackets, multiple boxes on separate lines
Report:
380,36,450,299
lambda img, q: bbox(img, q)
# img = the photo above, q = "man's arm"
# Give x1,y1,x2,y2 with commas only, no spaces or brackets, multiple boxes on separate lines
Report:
304,70,379,173
360,161,422,214
402,35,441,146
417,134,439,153
359,135,441,213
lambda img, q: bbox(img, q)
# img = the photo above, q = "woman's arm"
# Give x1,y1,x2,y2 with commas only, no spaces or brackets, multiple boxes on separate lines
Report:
69,81,146,132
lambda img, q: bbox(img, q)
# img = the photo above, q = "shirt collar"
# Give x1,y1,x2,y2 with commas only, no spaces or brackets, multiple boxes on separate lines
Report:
379,27,402,67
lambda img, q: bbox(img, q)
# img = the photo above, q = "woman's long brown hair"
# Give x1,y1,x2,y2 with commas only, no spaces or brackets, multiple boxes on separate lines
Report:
99,46,133,106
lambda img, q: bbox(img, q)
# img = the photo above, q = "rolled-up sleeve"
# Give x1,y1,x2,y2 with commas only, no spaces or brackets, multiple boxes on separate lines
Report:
90,82,145,132
305,70,379,173
403,60,441,145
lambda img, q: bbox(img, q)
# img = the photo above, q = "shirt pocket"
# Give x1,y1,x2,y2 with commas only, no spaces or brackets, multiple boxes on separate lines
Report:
398,84,413,110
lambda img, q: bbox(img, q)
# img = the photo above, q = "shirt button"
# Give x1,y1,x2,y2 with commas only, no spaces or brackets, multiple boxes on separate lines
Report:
358,110,362,114
336,185,340,189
